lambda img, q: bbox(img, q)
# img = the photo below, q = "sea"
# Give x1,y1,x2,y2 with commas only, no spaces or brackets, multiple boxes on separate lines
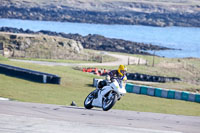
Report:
0,18,200,58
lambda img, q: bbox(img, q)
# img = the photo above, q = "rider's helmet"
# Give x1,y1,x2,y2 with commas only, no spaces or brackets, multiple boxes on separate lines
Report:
118,65,127,77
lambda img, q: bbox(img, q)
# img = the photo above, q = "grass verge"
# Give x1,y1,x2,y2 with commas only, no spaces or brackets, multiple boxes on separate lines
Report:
11,49,117,63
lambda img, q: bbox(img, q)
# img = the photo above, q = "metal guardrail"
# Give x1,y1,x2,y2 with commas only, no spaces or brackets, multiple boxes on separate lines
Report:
0,63,60,84
125,83,200,103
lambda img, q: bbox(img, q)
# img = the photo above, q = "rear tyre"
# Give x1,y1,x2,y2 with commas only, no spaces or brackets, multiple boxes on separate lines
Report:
102,92,117,111
84,91,95,109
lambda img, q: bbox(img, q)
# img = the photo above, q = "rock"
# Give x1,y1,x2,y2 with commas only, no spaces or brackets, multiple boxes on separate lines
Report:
0,0,200,27
0,32,84,59
10,35,17,39
70,101,77,106
0,27,174,56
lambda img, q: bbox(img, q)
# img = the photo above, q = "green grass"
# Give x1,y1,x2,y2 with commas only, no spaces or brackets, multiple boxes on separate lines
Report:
11,49,117,63
12,57,98,63
105,52,200,92
0,59,200,116
0,60,97,105
115,93,200,116
0,55,8,61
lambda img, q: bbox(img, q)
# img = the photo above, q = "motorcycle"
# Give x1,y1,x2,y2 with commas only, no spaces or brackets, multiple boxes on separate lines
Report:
84,77,127,111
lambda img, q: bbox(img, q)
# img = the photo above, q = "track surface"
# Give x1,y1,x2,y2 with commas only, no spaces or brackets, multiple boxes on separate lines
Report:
0,100,200,133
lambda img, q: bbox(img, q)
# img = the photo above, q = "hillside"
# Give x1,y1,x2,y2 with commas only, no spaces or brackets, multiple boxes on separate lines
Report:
0,0,200,27
0,32,84,59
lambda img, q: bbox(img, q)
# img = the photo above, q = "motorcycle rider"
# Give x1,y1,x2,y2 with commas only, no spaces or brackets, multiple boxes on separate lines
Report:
106,64,127,83
94,65,127,97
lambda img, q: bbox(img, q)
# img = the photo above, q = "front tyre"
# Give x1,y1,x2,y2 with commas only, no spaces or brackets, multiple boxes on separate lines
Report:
84,91,95,109
102,92,117,111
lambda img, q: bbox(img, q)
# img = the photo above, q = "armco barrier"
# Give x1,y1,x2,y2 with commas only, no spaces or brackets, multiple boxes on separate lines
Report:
161,89,168,98
93,78,200,103
93,78,98,87
133,85,141,94
140,86,148,95
167,90,175,99
195,94,200,103
175,91,182,100
0,63,60,84
125,83,134,93
155,88,162,97
188,93,196,102
147,87,155,96
181,91,189,101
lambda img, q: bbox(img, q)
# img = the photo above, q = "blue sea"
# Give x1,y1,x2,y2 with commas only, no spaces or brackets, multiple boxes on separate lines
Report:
0,18,200,58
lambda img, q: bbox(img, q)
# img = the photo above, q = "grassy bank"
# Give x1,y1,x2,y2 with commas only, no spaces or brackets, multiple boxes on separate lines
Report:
104,52,200,92
0,60,95,105
0,59,200,116
9,48,117,63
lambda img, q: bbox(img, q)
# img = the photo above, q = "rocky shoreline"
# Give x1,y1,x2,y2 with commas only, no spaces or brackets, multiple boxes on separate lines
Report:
0,27,173,56
0,0,200,27
0,31,85,59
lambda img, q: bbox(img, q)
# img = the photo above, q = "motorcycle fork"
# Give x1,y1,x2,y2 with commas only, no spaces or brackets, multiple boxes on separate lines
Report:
103,91,113,101
93,89,99,98
108,91,114,99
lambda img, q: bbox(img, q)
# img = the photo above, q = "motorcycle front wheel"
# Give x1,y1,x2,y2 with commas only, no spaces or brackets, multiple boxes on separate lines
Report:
84,91,95,109
102,92,117,111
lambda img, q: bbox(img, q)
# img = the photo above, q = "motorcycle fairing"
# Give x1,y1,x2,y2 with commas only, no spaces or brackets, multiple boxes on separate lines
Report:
91,79,126,108
92,86,113,107
110,80,126,95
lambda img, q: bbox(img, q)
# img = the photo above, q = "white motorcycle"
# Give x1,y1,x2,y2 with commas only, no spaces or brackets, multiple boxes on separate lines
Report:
84,77,127,111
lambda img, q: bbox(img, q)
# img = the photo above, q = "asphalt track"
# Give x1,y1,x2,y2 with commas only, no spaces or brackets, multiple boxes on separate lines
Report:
0,100,200,133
